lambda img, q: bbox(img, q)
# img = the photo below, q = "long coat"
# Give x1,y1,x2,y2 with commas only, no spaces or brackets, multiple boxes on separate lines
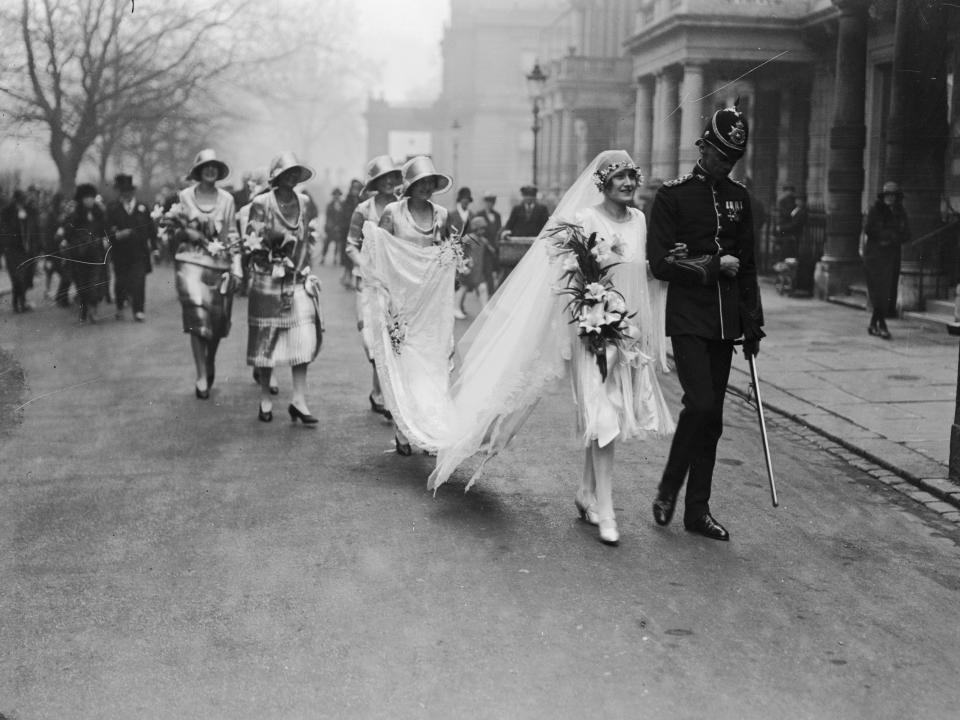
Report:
64,204,109,306
106,198,156,271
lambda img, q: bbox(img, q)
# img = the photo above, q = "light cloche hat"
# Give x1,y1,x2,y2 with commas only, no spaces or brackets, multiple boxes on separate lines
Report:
363,155,403,193
188,149,230,182
268,151,314,186
401,155,452,197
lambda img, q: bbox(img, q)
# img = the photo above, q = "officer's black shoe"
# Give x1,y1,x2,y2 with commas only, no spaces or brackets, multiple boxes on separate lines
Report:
652,493,677,527
684,513,730,541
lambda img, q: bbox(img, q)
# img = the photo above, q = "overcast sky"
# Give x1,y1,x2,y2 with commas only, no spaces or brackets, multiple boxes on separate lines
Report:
354,0,450,104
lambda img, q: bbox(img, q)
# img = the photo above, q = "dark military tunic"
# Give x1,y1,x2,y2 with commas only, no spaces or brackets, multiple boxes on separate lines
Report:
646,163,763,340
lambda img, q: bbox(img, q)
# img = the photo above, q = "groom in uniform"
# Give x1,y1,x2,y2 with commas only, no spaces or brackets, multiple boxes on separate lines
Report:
645,104,765,541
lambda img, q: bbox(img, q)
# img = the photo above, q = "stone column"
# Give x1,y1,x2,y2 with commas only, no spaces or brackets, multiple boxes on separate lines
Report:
679,62,705,168
559,109,575,189
885,0,949,311
814,0,871,300
633,76,654,179
652,69,679,181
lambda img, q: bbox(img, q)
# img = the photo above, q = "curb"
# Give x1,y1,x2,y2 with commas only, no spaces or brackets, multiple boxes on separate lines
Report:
725,367,960,513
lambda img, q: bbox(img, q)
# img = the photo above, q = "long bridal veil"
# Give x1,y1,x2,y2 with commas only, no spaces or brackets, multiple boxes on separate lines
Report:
428,151,669,491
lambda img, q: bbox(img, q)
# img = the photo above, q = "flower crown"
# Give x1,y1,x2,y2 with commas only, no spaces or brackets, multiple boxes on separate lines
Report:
593,161,640,191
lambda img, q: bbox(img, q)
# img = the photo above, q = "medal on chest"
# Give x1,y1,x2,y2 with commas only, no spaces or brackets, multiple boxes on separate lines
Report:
725,200,743,223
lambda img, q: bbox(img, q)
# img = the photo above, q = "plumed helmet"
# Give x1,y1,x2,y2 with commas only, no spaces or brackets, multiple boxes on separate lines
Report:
697,104,749,160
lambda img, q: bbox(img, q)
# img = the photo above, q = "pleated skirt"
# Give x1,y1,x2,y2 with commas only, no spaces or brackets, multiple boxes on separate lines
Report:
246,271,322,367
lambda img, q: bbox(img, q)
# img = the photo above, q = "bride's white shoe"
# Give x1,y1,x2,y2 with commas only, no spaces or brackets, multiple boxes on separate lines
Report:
598,517,619,546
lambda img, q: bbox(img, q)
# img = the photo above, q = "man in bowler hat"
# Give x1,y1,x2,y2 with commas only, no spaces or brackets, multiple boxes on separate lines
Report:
106,174,156,321
646,105,765,541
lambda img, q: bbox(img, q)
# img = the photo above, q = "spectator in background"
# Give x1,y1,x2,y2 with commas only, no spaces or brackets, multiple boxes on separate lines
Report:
322,188,344,265
63,183,109,323
106,174,156,322
862,181,910,340
477,191,502,289
0,189,41,313
501,185,549,241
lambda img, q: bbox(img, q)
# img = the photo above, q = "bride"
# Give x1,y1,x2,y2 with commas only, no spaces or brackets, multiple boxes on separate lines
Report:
429,150,675,546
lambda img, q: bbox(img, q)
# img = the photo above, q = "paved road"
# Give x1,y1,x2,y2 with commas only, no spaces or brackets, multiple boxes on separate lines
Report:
2,264,959,719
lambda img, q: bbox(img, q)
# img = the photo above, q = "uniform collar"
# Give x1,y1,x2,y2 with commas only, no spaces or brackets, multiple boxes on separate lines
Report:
692,162,710,183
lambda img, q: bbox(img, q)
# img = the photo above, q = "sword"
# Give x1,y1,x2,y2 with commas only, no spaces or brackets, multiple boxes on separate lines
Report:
743,349,779,507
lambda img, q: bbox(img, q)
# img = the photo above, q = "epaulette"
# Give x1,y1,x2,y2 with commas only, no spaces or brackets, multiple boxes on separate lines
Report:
662,173,693,187
728,178,747,189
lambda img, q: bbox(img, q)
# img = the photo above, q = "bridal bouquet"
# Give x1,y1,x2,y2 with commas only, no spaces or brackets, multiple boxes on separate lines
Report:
548,221,637,381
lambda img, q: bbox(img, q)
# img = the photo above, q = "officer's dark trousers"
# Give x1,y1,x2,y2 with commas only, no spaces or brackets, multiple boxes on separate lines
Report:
658,334,734,522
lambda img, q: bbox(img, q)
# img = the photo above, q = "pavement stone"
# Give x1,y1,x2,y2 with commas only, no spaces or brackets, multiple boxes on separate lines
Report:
724,280,960,516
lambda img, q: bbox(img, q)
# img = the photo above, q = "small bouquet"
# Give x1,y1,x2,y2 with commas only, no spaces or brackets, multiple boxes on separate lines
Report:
243,222,298,279
436,228,470,274
548,221,637,381
161,203,238,259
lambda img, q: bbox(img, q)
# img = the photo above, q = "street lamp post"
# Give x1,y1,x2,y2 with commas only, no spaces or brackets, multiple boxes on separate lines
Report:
451,118,461,182
526,62,548,187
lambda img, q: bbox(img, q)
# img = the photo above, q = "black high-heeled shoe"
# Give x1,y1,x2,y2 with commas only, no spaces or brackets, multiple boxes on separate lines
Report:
395,434,412,456
195,384,210,400
288,404,319,425
369,392,392,419
258,403,273,422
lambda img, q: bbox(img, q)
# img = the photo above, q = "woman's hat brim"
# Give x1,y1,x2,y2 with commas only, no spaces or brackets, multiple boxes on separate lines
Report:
364,169,403,194
270,165,314,186
188,160,230,182
402,172,452,196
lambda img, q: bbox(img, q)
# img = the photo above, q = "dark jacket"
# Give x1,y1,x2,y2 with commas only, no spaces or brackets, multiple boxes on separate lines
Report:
447,206,472,237
64,204,108,263
106,197,156,270
0,199,40,266
503,201,549,238
646,163,763,341
863,201,910,255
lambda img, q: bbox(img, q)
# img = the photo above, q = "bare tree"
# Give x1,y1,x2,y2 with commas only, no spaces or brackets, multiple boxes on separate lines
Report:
0,0,257,195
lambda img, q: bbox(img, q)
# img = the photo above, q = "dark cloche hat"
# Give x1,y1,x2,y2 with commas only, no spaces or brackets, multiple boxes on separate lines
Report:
456,187,473,202
698,104,749,160
74,183,98,202
520,185,538,197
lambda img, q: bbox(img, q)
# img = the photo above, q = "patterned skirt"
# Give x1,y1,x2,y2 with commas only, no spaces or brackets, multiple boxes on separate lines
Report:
246,270,323,367
175,253,233,340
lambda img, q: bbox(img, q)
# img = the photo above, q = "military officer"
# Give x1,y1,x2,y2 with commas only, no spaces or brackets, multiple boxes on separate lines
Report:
645,104,765,541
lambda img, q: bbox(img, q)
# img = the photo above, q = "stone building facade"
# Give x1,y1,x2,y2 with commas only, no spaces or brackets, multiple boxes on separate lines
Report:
367,0,960,309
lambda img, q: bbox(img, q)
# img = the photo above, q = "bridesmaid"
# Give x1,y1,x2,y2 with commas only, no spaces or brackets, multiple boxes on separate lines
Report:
243,152,323,424
362,155,456,455
345,155,403,420
171,149,241,399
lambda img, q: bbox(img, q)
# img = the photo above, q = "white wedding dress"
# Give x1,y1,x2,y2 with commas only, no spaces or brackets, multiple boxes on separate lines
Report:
428,152,675,491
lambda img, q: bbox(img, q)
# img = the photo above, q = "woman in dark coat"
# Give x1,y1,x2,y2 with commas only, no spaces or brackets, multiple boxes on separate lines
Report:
63,184,109,323
862,181,910,339
0,190,41,313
